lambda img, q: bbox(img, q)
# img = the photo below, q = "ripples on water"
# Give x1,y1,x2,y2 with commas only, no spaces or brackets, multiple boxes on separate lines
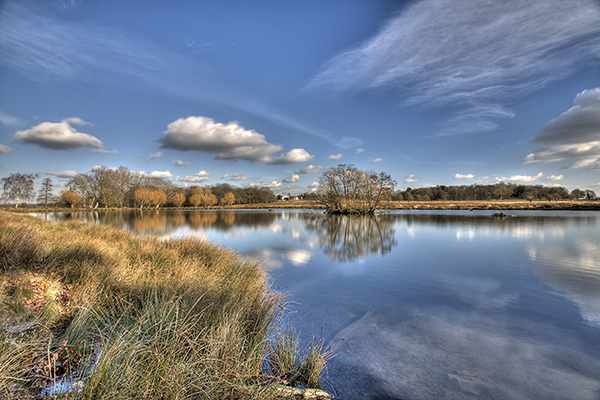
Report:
39,209,600,400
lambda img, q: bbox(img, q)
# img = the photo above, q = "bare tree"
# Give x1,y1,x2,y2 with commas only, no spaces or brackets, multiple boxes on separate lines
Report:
37,177,54,207
1,173,38,208
318,164,395,214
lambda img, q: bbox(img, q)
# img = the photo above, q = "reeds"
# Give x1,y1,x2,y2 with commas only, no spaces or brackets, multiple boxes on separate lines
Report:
0,211,330,399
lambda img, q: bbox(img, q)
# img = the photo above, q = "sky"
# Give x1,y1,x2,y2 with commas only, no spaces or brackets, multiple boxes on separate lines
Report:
0,0,599,195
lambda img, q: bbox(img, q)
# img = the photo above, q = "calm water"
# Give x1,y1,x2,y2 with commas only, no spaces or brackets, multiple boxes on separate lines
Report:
40,209,600,399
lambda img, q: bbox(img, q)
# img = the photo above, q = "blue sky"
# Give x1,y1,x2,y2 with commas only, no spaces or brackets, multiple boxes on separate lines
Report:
0,0,599,195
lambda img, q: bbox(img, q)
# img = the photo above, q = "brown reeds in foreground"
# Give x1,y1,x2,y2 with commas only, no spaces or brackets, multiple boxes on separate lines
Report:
0,211,330,399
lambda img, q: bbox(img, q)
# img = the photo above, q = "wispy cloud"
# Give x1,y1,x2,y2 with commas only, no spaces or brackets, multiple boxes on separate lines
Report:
147,152,162,161
93,149,118,154
307,0,600,134
0,2,359,148
45,169,77,178
222,173,247,181
0,144,12,153
0,111,23,126
371,158,383,163
173,159,190,166
176,175,208,183
523,88,600,168
328,154,343,160
294,165,324,174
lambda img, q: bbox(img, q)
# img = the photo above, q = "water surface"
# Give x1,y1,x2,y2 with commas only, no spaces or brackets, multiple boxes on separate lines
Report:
41,209,600,399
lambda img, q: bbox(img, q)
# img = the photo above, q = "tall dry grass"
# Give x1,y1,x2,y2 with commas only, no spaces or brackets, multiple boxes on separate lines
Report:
0,211,330,399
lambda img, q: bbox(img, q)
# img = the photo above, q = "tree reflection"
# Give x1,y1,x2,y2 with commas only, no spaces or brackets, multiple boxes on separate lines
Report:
171,212,186,227
188,212,218,229
132,212,167,233
302,214,397,262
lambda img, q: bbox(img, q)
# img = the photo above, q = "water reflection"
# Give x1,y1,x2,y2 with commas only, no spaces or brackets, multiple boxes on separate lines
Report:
301,214,397,262
530,239,600,326
33,209,600,399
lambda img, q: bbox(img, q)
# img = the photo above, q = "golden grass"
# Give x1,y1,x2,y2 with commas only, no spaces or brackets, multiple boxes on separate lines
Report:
0,211,329,399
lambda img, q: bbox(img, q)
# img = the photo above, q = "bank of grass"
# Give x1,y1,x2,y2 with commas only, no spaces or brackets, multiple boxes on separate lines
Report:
4,198,600,213
0,211,330,399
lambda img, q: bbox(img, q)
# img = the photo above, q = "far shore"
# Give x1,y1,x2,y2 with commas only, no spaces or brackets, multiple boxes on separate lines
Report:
3,199,600,212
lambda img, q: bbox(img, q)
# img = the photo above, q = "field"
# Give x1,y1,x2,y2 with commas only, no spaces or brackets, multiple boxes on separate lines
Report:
226,199,600,211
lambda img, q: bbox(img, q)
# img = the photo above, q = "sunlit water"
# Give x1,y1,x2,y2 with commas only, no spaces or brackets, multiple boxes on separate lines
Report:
38,209,600,399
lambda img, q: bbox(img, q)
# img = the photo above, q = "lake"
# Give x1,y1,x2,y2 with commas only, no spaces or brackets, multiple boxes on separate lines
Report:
39,209,600,400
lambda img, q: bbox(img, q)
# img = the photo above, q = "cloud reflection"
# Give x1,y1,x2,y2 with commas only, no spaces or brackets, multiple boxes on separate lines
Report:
529,240,600,326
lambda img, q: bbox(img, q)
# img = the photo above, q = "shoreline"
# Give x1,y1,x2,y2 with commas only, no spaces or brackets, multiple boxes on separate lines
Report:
4,199,600,213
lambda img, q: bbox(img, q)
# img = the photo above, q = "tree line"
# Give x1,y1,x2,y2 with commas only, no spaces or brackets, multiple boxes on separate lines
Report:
1,167,277,209
392,183,596,202
1,165,597,210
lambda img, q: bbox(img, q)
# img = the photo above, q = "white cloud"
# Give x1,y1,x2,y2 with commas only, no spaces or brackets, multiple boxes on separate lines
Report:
159,116,282,163
14,118,103,150
148,170,172,179
543,175,564,182
524,88,600,168
0,144,12,153
176,175,209,183
147,152,162,160
372,158,383,163
328,153,343,160
45,170,77,178
294,164,324,174
496,172,543,183
355,148,364,155
283,174,300,183
173,159,190,166
269,148,314,165
309,182,320,192
261,181,282,188
193,170,209,177
454,173,475,179
404,174,418,183
308,1,600,134
283,249,313,266
222,173,247,181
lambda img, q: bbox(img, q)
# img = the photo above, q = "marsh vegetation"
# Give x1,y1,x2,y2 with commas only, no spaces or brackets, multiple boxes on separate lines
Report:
0,211,331,399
